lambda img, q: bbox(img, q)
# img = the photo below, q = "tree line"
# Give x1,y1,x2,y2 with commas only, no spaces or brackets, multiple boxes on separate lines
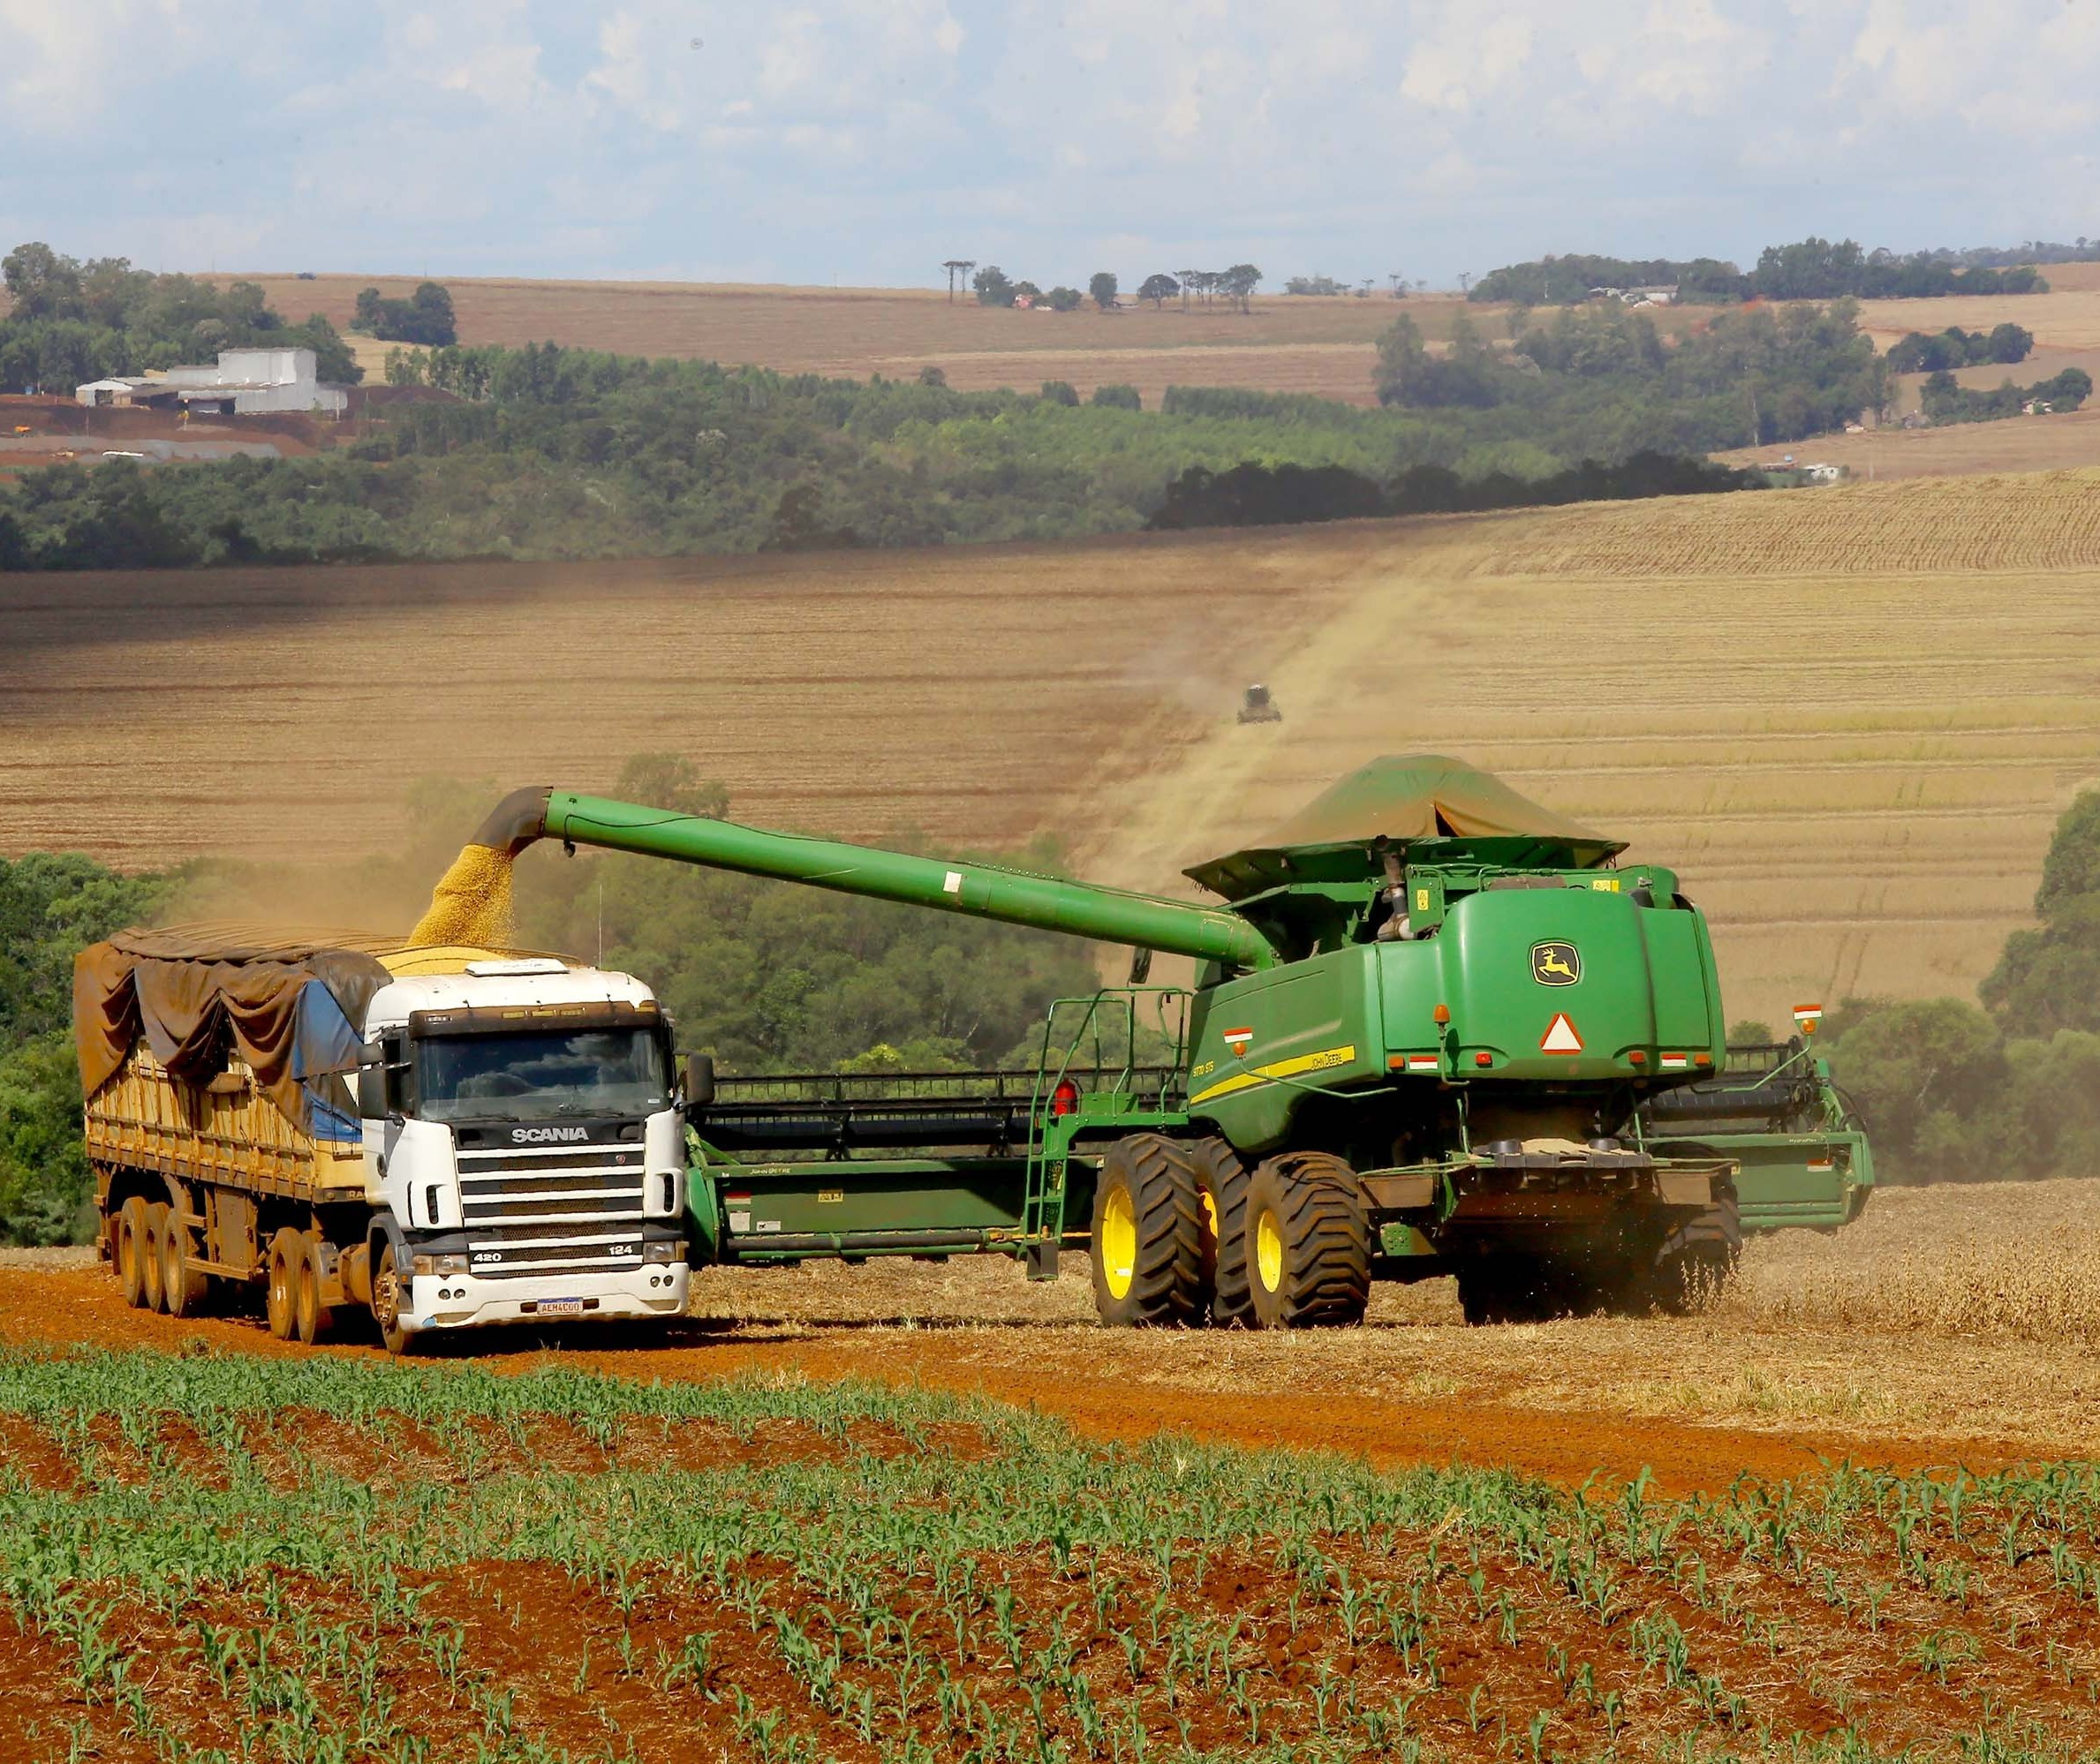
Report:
1374,300,1888,448
1885,324,2033,372
4,319,1870,572
0,242,362,391
965,267,1261,313
1920,366,2092,423
1469,238,2051,305
1824,791,2100,1185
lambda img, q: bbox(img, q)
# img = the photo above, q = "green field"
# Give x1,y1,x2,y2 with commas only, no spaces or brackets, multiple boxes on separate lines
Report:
4,1346,2100,1760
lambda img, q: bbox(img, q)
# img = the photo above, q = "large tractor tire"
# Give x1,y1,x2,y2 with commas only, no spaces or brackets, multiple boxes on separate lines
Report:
1243,1152,1371,1330
1089,1133,1205,1327
1185,1136,1255,1327
1648,1188,1741,1315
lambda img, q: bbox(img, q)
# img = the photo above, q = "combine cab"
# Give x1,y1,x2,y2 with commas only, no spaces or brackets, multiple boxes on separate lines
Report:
1237,684,1282,724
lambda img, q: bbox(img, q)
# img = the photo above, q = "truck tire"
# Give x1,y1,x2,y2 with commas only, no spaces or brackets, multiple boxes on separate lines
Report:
371,1240,419,1357
1185,1137,1255,1327
116,1196,150,1308
159,1199,208,1319
1650,1190,1741,1315
293,1237,329,1346
1243,1153,1371,1330
1089,1133,1205,1327
141,1202,170,1314
265,1229,302,1342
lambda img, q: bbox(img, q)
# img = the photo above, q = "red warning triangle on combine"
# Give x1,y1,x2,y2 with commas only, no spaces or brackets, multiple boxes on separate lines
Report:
1539,1013,1584,1054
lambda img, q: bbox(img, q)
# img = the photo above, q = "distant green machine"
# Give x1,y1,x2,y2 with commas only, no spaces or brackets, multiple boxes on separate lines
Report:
463,757,1870,1328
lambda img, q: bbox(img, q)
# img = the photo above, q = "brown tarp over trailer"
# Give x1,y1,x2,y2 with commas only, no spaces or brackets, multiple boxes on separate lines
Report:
73,926,397,1132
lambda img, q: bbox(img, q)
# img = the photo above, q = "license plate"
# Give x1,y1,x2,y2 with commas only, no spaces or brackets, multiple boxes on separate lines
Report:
537,1298,585,1317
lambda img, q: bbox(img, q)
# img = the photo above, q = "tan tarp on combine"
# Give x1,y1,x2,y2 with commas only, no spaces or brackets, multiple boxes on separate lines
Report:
1256,754,1611,848
73,925,396,1128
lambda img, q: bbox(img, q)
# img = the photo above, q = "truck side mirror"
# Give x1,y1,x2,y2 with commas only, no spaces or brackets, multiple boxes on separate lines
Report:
356,1043,385,1120
684,1052,715,1109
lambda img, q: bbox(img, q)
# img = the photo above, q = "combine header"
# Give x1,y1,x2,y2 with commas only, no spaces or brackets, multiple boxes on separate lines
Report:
431,756,1871,1330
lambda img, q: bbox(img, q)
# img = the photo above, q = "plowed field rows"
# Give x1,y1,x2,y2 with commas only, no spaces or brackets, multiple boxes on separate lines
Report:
5,1180,2100,1761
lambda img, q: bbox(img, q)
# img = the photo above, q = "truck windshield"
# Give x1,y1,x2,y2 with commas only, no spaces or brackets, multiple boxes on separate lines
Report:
415,1029,670,1123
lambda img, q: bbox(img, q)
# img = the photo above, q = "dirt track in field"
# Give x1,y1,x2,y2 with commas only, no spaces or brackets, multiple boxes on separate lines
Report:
0,1258,2058,1500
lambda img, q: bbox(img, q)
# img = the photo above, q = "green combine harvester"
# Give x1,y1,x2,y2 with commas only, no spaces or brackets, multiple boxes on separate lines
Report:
461,757,1870,1327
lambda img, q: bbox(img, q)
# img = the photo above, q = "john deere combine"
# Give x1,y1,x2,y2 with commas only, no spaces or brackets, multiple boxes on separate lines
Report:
453,757,1870,1328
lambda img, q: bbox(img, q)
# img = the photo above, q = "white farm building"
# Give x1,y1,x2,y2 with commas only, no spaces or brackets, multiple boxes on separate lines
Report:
77,347,348,417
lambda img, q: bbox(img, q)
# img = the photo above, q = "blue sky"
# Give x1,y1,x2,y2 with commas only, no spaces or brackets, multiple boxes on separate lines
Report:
2,1,2094,290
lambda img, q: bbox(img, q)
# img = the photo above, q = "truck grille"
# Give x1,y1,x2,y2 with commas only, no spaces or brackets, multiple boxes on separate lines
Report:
454,1142,648,1278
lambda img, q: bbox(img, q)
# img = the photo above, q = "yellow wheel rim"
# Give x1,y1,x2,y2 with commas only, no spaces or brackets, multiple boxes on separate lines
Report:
1199,1188,1219,1243
1101,1183,1137,1300
1256,1206,1284,1293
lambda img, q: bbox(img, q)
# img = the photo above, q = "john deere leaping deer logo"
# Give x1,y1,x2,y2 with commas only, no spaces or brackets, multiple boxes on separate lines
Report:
1531,941,1581,986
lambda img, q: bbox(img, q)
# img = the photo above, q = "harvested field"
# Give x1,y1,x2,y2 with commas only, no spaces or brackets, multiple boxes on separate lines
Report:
231,272,1482,403
1711,402,2100,481
5,1182,2100,1760
9,472,2100,1027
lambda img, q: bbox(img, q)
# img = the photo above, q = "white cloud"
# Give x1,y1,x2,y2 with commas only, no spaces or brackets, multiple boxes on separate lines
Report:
0,0,2089,290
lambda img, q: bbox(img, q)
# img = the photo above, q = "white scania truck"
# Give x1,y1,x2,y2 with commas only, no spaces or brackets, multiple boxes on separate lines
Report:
77,931,690,1352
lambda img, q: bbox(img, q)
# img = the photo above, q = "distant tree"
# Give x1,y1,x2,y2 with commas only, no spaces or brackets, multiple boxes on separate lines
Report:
971,265,1014,307
1046,286,1082,313
1039,379,1079,405
1986,321,2035,364
917,364,948,388
1087,271,1118,311
1211,266,1259,313
1089,382,1141,411
351,281,457,346
941,259,975,302
1284,275,1347,296
384,349,427,387
1137,274,1178,309
2,243,82,320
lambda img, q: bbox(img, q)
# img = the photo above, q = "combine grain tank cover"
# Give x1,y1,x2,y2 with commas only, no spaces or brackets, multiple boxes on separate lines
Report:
73,926,397,1140
1184,754,1624,901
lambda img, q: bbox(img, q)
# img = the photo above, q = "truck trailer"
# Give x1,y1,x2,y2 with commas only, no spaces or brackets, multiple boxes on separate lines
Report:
78,930,691,1350
429,755,1872,1331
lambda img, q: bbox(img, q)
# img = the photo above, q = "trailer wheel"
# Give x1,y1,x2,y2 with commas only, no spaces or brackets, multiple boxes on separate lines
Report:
1185,1138,1254,1327
293,1238,329,1346
1089,1133,1205,1327
116,1197,150,1308
1649,1190,1741,1315
371,1241,418,1357
141,1202,170,1314
1243,1153,1371,1330
265,1229,302,1342
159,1200,208,1319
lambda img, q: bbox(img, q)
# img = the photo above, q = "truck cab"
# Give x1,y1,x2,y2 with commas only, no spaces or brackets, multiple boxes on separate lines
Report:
356,954,690,1342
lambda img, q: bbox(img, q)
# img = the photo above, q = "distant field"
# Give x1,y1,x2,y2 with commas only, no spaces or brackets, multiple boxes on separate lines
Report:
7,471,2100,1029
240,271,1470,405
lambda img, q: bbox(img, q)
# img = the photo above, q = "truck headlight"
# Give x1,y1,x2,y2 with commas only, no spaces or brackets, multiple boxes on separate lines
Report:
643,1242,686,1265
412,1253,471,1277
